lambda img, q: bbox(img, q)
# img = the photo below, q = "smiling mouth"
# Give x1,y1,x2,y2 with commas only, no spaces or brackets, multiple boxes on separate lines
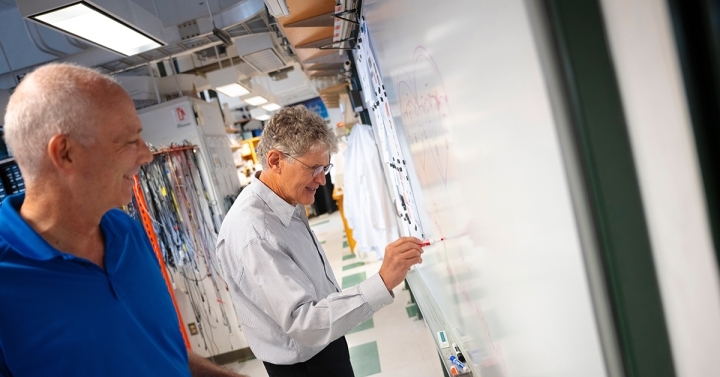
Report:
306,187,317,193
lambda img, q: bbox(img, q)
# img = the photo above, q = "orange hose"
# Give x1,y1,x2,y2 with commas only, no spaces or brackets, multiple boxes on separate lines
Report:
133,175,192,349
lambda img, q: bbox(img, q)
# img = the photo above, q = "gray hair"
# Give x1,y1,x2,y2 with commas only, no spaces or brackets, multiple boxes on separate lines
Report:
256,105,338,169
3,63,119,182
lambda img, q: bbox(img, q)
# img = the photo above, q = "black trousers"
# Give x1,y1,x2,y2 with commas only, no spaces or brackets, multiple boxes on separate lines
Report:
262,336,355,377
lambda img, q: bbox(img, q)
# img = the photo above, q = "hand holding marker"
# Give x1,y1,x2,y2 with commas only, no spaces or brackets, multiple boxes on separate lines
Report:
408,238,444,270
420,237,445,247
420,230,469,247
412,237,446,269
415,232,466,269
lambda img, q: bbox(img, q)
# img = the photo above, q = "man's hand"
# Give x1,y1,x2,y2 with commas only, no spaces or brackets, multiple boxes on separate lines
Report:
188,352,248,377
378,237,423,291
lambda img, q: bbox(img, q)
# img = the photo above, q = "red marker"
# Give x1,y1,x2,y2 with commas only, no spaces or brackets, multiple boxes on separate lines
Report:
421,237,445,247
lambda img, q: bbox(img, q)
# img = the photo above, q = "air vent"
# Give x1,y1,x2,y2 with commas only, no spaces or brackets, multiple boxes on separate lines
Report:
242,48,285,73
196,45,227,60
227,25,250,38
246,16,270,33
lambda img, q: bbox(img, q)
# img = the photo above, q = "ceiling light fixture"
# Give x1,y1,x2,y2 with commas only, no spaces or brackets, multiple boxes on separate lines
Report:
213,27,233,46
244,96,268,106
262,103,281,111
250,107,271,121
30,2,162,56
215,83,250,97
206,67,250,98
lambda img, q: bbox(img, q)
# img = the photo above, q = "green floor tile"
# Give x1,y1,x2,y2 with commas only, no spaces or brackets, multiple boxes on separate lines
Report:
349,341,381,377
342,254,356,261
343,241,349,248
343,261,365,271
406,304,419,318
342,272,366,289
236,354,256,363
347,318,374,335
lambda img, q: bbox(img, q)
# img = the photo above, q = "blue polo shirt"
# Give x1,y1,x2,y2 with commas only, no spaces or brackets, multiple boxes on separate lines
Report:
0,194,190,376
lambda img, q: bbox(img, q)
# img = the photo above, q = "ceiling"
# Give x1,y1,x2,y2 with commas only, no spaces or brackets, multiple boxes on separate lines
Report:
0,0,268,85
0,0,15,12
97,12,275,74
0,0,353,109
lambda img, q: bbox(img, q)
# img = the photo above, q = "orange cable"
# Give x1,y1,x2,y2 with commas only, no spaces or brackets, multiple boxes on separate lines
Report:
133,175,192,349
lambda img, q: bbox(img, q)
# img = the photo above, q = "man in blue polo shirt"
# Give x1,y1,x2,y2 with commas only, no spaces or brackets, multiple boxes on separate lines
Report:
0,63,245,377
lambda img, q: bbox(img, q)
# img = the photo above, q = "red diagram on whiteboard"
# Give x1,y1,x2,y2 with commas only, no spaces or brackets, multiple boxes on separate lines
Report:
395,47,507,372
397,46,453,188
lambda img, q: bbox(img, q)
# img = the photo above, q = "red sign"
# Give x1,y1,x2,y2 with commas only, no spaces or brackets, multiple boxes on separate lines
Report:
175,107,186,121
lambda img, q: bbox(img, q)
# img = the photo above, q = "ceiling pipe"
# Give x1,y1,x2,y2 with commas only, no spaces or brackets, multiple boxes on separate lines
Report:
23,20,65,58
206,0,225,70
105,0,266,75
166,58,184,97
147,62,161,104
0,41,18,87
0,47,119,89
65,35,92,50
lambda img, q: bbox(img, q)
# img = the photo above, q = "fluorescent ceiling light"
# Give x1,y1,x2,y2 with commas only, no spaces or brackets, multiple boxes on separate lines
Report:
244,96,268,106
262,103,281,111
215,83,250,97
255,114,271,121
33,3,161,56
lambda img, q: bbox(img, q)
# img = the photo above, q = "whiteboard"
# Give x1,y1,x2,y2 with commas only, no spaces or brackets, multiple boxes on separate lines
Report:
359,0,609,376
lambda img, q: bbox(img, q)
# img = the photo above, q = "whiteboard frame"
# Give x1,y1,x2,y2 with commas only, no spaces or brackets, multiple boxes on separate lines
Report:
524,1,624,376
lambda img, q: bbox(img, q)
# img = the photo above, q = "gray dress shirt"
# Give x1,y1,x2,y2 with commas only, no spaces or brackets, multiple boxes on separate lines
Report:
216,177,394,364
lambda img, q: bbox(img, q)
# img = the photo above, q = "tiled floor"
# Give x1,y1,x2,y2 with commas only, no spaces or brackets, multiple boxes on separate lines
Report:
225,211,443,377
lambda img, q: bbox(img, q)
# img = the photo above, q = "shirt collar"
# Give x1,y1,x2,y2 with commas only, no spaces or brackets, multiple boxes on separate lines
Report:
250,172,299,227
0,193,126,261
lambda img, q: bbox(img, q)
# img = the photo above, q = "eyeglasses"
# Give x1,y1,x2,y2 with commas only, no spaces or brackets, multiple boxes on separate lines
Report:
282,152,333,177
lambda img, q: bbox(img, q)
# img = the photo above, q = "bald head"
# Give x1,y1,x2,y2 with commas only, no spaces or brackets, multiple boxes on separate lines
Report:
3,63,127,182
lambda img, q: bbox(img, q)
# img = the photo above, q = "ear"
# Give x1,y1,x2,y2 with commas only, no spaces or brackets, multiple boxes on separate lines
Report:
46,134,75,174
266,149,284,173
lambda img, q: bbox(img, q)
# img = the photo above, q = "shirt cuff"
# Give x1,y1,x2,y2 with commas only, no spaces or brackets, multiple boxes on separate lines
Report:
358,273,394,312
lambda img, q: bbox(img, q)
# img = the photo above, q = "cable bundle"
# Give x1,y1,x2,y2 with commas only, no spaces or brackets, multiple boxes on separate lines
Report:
127,144,235,356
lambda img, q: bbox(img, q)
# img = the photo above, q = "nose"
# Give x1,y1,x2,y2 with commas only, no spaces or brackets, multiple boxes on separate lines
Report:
315,171,327,186
137,136,153,165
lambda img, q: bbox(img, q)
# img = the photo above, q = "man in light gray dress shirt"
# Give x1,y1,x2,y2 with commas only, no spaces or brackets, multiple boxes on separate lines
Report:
216,106,423,377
